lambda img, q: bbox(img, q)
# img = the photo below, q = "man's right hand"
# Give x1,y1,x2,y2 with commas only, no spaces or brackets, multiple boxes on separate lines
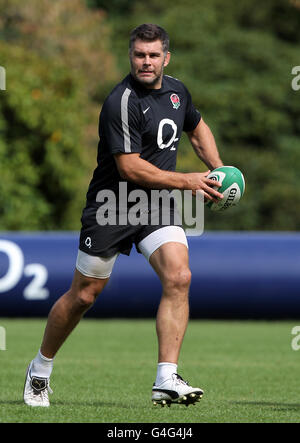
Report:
185,170,223,203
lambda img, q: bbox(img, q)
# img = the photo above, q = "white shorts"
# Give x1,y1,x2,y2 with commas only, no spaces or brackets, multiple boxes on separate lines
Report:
76,225,188,279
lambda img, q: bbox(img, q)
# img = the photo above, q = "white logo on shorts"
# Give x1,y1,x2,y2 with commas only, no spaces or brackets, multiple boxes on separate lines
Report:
85,237,92,248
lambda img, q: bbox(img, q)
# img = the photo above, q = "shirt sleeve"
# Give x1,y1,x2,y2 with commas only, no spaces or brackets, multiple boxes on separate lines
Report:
183,85,201,132
101,87,142,154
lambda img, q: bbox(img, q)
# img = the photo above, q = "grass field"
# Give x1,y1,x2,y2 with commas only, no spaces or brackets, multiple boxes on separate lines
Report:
0,318,300,423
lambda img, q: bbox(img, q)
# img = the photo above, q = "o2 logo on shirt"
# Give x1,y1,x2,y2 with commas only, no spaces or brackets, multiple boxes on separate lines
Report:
157,118,178,151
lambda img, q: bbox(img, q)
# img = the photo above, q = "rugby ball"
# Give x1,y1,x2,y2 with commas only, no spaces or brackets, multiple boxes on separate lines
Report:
206,166,245,211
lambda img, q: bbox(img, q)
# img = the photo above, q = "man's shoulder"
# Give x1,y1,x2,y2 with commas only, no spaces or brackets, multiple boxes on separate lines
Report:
163,75,189,93
107,75,138,100
102,75,139,112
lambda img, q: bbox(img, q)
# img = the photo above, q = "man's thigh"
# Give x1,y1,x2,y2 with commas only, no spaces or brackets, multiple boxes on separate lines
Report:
149,242,190,283
137,226,190,283
137,225,188,263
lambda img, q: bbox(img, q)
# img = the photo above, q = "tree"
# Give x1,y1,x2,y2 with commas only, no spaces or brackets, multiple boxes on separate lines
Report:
0,0,118,229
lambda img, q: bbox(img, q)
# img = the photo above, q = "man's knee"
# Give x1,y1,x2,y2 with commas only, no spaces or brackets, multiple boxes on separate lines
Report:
75,287,98,309
162,267,192,293
70,273,109,310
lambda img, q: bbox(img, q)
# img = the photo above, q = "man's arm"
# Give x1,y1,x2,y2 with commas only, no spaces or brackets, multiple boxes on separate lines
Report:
187,118,223,170
114,153,223,203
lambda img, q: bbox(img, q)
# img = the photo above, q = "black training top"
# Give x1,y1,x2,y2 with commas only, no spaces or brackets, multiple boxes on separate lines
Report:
85,73,201,203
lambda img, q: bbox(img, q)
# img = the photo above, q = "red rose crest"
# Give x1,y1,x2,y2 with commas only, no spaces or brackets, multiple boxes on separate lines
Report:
170,93,180,109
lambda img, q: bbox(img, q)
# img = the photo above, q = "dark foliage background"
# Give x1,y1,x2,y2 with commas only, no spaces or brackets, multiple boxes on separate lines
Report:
0,0,299,230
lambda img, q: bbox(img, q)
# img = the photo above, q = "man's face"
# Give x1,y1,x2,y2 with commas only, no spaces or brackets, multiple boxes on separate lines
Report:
130,39,170,89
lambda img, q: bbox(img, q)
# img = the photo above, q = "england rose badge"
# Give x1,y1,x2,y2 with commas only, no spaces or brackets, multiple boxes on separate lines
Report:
170,93,180,109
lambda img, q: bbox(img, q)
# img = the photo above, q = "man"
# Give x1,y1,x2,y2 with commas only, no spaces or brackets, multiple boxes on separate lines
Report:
24,24,224,408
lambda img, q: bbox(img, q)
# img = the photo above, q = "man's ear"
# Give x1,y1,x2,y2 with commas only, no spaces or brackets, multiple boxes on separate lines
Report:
164,51,171,67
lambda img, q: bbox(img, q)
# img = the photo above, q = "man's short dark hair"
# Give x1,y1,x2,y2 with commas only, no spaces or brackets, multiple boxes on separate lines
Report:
129,24,169,55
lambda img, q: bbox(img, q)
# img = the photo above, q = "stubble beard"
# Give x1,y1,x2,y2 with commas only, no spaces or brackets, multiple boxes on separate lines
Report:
131,62,164,89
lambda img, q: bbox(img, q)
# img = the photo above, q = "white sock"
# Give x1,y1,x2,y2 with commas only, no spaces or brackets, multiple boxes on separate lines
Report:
155,362,178,386
31,349,54,379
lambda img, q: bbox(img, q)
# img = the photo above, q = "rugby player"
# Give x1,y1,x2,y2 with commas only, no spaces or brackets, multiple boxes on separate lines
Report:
24,24,224,407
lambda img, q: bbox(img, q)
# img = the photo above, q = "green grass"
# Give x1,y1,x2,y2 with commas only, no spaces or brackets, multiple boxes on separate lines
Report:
0,318,300,423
